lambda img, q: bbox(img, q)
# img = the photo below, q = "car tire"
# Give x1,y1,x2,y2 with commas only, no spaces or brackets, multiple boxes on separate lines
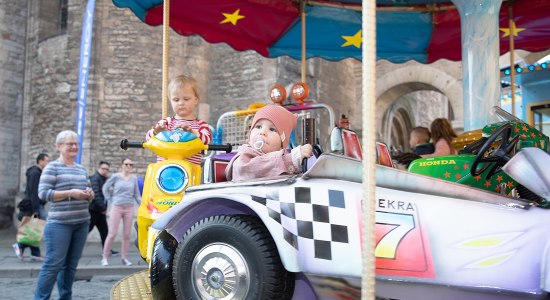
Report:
150,230,178,300
172,215,294,300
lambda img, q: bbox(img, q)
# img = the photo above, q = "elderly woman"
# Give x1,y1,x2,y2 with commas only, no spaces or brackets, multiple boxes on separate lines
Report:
34,130,93,300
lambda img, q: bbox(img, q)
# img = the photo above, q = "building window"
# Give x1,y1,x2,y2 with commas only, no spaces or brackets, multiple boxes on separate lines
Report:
59,0,68,32
39,0,69,40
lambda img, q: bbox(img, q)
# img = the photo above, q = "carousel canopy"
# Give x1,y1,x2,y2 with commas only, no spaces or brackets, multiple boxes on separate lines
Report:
112,0,550,63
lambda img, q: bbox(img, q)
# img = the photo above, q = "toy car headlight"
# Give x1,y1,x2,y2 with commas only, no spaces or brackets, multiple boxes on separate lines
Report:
269,84,287,104
290,82,309,104
156,164,188,194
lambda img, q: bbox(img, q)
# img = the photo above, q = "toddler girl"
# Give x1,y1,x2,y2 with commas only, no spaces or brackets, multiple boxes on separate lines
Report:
145,75,212,164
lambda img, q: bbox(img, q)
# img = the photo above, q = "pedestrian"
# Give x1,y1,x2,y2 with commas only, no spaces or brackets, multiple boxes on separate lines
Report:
145,74,212,163
101,158,141,266
34,130,94,300
88,161,119,257
13,153,50,262
225,104,313,181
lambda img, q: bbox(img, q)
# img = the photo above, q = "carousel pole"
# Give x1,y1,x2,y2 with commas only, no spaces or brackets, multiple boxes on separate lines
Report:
508,1,516,115
162,0,170,118
300,0,306,84
361,0,377,299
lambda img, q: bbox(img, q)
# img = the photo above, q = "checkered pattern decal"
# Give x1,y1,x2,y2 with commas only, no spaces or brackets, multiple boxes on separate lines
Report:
251,187,349,260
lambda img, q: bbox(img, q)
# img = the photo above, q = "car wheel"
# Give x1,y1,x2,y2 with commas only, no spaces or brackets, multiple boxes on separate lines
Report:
172,215,294,300
150,230,178,300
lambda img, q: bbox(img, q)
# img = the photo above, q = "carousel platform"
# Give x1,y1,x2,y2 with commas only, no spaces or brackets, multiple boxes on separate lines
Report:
110,270,152,300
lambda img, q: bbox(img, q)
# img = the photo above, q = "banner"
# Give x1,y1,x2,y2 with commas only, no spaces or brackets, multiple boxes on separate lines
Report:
76,0,96,163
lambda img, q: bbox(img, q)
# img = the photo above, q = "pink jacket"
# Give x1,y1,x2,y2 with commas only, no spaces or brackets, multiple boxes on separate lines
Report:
225,144,299,181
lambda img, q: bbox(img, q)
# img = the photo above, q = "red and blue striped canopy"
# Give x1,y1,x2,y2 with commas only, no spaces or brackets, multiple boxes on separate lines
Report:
112,0,550,63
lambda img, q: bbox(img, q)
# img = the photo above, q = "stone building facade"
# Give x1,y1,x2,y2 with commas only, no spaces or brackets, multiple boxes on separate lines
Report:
0,0,27,226
0,0,462,228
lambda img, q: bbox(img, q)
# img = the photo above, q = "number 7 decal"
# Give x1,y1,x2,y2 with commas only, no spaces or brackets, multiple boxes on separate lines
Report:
375,212,415,259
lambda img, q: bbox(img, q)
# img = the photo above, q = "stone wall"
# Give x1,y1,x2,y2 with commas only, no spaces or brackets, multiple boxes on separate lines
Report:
19,0,78,183
0,0,27,227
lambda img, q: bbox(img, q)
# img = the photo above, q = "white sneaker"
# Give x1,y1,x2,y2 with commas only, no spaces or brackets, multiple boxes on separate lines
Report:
101,258,109,266
12,243,23,261
121,258,132,266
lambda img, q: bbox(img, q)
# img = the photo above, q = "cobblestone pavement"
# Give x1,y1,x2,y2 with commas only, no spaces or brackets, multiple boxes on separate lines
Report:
0,275,124,300
0,227,147,299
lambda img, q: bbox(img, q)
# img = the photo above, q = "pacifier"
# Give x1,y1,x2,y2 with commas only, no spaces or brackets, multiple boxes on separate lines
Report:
253,137,265,153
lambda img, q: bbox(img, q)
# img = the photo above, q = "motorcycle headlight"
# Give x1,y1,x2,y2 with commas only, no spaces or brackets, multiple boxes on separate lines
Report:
156,164,188,194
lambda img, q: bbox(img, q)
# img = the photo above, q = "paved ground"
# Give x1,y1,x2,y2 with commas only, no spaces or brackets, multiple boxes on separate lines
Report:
0,227,147,299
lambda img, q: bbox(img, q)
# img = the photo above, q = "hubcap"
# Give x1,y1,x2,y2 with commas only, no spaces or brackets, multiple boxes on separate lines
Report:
192,243,249,299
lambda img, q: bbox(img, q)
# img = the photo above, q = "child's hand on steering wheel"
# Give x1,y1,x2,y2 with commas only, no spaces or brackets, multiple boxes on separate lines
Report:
152,119,168,135
178,124,199,137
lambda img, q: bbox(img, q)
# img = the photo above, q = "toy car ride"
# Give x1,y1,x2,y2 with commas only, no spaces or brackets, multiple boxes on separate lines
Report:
144,94,550,300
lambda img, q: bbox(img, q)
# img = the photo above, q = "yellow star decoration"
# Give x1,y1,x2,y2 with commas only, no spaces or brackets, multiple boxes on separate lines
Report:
220,9,245,26
342,29,362,49
500,21,525,38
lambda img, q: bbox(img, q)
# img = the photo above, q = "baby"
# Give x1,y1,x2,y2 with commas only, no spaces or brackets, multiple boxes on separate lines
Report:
225,105,313,181
145,75,212,164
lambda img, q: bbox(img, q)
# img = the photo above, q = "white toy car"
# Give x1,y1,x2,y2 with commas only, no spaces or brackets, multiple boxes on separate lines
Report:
145,106,550,300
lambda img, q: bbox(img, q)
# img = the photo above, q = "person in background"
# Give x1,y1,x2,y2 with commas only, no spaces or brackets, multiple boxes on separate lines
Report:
101,158,141,266
34,130,93,300
409,126,434,155
145,74,212,164
421,118,458,157
88,161,119,257
13,153,50,262
225,105,313,181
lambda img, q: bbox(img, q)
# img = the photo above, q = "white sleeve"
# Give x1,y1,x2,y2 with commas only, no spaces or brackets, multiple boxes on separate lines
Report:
291,146,303,169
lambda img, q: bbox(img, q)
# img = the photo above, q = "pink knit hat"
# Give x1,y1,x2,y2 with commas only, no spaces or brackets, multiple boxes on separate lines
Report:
250,105,297,148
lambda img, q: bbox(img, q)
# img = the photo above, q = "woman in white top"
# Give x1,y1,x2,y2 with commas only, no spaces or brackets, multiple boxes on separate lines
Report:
101,158,141,266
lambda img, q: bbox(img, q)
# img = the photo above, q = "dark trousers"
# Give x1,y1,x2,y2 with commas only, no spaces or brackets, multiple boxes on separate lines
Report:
18,243,41,256
88,210,108,247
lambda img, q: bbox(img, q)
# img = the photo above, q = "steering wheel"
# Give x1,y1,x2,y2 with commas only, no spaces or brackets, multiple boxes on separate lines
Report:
302,144,323,173
470,124,520,180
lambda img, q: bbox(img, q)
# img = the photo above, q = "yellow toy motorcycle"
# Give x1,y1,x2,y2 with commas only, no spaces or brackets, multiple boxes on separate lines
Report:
120,129,231,261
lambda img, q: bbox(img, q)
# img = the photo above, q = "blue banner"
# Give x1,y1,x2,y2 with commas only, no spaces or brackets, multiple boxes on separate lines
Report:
76,0,96,163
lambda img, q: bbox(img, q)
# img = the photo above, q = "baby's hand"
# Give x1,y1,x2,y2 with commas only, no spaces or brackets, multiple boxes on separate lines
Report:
301,144,313,158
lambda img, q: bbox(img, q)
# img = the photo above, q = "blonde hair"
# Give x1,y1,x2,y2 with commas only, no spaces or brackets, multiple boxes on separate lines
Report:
168,75,199,99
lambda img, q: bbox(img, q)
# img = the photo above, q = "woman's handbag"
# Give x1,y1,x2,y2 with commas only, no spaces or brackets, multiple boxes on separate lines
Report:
16,215,46,247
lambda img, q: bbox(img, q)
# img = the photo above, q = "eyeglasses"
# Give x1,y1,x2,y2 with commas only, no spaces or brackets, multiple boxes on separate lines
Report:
124,163,134,166
62,142,79,147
